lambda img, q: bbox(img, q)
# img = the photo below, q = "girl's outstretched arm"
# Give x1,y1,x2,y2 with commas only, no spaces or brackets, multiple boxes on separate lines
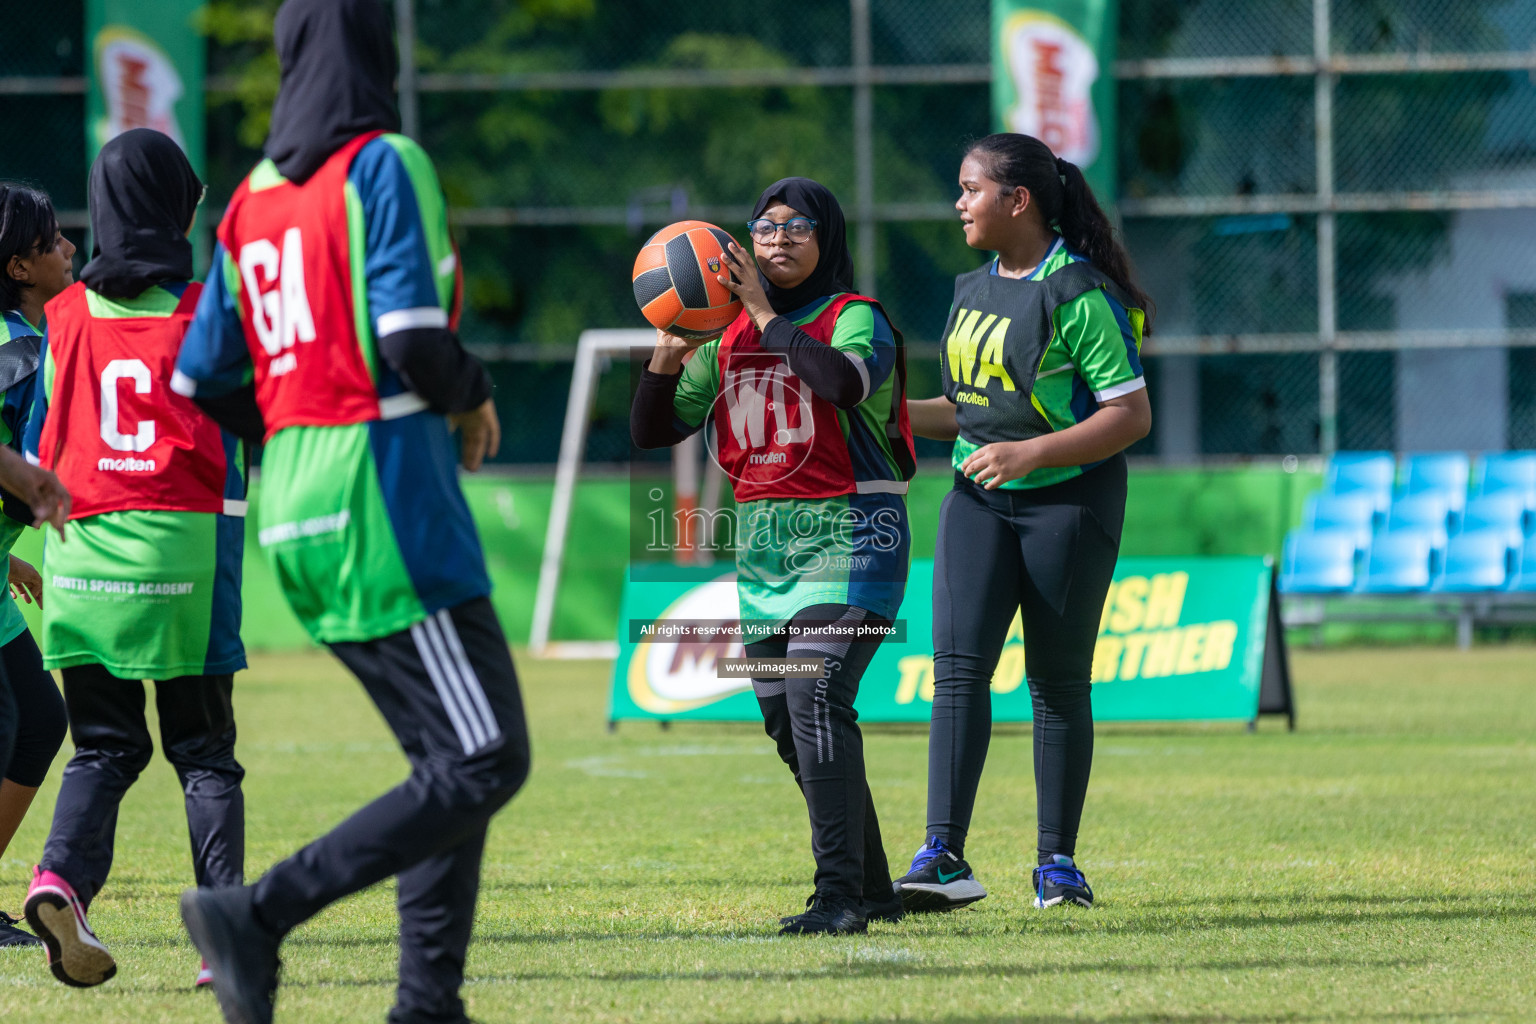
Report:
908,396,959,441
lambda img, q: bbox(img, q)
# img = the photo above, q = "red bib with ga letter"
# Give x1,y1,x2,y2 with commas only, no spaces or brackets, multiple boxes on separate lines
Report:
38,281,231,520
218,130,385,438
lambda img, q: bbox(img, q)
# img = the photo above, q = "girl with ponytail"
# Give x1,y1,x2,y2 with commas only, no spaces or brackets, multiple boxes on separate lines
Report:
893,133,1152,914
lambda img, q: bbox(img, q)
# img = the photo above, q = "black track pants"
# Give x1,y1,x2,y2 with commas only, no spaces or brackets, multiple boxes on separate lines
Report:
250,597,530,1024
3,630,68,787
927,457,1125,863
747,603,891,900
42,665,245,906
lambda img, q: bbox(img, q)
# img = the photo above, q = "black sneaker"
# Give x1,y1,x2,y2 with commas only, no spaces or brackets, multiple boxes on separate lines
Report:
778,893,867,935
893,837,987,913
1032,854,1094,908
0,910,41,948
862,892,905,924
179,886,282,1024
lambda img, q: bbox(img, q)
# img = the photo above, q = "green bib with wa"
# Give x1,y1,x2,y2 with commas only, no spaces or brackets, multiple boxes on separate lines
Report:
941,262,1132,447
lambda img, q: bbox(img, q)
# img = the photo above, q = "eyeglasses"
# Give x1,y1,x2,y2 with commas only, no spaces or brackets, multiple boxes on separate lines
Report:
747,217,817,244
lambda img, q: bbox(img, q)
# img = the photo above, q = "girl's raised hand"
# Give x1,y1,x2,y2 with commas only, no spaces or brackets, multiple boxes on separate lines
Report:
717,243,775,328
655,328,713,352
649,327,714,375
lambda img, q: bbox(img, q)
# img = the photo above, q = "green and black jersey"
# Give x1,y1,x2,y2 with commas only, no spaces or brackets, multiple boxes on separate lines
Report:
941,236,1146,489
0,309,42,646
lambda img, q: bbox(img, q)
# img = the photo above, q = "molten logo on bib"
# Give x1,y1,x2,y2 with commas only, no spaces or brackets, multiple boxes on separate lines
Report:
1000,11,1100,168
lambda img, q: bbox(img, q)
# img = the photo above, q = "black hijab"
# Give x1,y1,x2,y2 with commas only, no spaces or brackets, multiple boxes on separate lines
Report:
266,0,399,184
750,177,855,314
79,129,202,300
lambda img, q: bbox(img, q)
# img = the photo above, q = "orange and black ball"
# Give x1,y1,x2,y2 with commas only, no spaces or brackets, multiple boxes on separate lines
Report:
632,220,743,341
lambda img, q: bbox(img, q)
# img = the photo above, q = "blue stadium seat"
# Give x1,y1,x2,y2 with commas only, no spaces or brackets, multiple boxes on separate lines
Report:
1278,528,1357,593
1304,492,1376,547
1401,452,1471,515
1474,451,1536,508
1384,494,1450,555
1509,537,1536,592
1434,529,1512,592
1325,452,1394,512
1460,493,1526,547
1359,529,1433,592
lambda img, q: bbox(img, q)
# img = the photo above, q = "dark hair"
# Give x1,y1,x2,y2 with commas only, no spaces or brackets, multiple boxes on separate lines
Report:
0,182,60,312
965,133,1154,329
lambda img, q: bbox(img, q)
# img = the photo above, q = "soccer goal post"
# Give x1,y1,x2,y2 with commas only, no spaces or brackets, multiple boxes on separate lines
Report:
528,330,651,657
531,327,725,658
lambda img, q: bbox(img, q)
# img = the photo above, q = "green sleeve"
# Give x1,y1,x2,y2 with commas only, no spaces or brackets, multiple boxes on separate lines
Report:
826,300,874,359
42,344,53,412
672,340,721,428
221,249,247,322
1053,287,1144,399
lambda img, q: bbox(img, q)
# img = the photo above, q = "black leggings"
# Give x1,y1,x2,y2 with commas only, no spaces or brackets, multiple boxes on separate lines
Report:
42,665,245,907
747,603,892,900
3,630,68,788
927,456,1125,864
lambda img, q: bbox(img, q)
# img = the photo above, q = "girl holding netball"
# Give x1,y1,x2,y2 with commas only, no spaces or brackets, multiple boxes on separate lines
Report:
631,178,916,934
893,133,1152,913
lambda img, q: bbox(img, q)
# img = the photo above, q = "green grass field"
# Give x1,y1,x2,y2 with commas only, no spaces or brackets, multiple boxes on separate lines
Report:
1,645,1532,1023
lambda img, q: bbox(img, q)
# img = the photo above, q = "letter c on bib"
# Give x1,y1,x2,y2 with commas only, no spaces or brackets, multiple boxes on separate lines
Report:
100,358,156,453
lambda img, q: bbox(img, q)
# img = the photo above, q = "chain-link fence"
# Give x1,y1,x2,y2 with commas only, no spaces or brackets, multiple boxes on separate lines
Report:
0,3,87,225
4,0,1535,462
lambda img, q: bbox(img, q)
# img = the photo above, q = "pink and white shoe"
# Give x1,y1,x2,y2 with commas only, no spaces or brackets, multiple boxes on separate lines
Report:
23,867,116,987
195,958,214,988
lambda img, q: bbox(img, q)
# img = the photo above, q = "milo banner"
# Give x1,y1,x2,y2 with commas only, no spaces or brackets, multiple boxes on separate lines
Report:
86,0,205,172
992,0,1117,201
609,558,1294,727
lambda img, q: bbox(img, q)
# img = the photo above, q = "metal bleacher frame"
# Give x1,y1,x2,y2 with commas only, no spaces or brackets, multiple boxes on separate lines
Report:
1281,589,1536,650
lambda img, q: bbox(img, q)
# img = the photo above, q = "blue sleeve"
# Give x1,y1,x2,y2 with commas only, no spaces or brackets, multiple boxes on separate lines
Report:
350,138,447,337
22,334,47,464
173,243,254,400
862,304,897,397
349,136,489,413
3,371,36,454
1106,290,1145,379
